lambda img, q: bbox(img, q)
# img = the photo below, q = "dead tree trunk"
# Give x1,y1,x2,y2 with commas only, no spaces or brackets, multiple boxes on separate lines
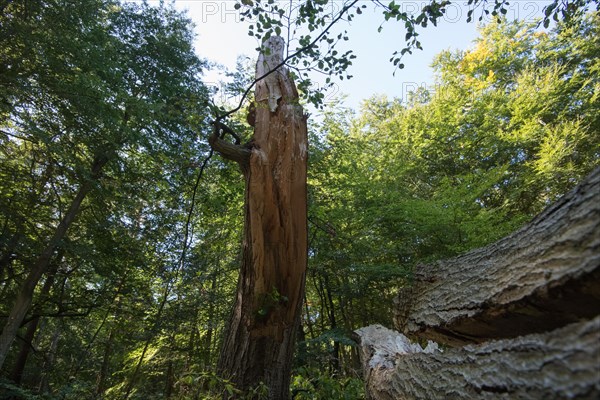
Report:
395,167,600,346
212,37,308,399
356,319,600,400
355,168,600,399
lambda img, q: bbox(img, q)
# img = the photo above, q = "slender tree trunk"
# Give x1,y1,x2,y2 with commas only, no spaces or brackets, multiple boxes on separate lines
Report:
212,36,308,399
96,327,115,396
323,274,340,373
10,319,39,384
165,334,176,399
201,271,218,364
296,323,307,368
303,295,315,339
0,156,107,369
94,280,126,395
313,273,328,333
186,309,198,368
124,258,184,398
37,323,61,394
67,279,123,383
10,249,63,384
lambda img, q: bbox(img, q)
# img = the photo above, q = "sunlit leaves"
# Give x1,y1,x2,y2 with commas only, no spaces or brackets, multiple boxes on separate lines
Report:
307,16,600,311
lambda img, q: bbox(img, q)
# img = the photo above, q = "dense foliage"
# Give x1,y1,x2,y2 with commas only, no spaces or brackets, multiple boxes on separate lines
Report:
0,0,598,398
303,12,599,383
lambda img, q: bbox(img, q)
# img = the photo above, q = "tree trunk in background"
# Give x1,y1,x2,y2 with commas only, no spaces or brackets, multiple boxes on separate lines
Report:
201,271,218,364
38,323,61,393
10,249,63,384
9,319,40,384
165,361,174,399
323,274,340,373
211,36,308,399
96,327,115,396
94,282,125,395
0,156,107,369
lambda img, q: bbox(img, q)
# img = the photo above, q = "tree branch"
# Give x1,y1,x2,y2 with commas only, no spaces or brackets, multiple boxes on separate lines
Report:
208,131,251,170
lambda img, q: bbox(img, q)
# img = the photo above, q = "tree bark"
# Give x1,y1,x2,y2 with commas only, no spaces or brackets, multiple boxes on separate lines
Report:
0,155,107,369
355,169,600,399
395,167,600,346
355,318,600,400
214,36,308,399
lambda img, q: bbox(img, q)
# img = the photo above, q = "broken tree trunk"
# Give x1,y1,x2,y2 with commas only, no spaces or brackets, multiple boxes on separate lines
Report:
212,37,308,399
395,167,600,346
354,168,600,399
355,318,600,400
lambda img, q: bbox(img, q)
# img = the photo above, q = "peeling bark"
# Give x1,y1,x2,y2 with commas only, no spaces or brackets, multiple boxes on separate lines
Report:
214,37,308,399
356,318,600,400
395,167,600,346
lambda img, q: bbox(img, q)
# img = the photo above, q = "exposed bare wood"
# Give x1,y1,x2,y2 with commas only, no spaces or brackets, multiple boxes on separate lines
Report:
356,317,600,400
216,36,308,400
395,167,600,346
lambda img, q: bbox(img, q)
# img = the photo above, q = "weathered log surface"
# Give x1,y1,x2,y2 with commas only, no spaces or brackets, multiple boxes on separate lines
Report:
356,317,600,400
395,167,600,346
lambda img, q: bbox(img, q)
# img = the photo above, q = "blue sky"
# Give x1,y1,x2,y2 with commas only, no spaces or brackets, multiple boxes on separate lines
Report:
171,0,551,110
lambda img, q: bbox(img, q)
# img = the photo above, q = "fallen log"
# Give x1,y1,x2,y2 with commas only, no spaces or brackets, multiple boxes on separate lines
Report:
355,317,600,400
395,167,600,346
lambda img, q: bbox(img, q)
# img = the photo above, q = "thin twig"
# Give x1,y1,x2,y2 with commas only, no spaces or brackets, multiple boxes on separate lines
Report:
216,0,359,121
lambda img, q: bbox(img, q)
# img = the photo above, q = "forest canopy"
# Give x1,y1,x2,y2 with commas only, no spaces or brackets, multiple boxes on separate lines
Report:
0,0,598,399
